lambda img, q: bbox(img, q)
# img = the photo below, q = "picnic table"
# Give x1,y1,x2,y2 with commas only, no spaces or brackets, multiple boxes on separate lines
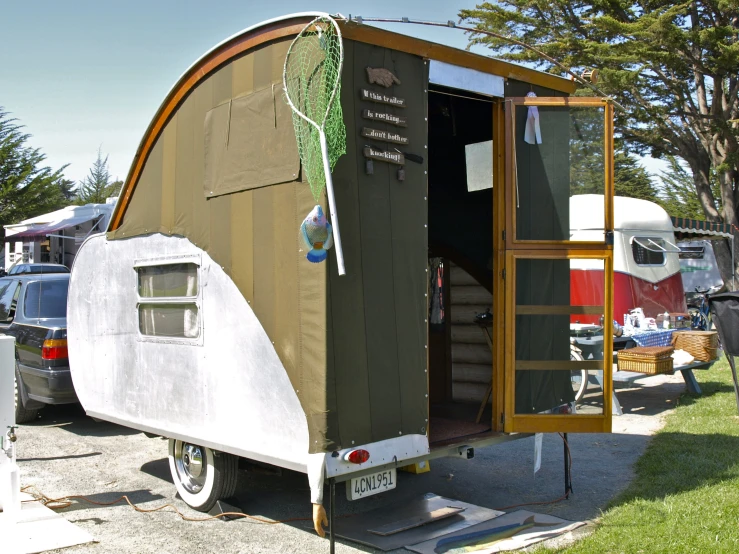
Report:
573,328,718,416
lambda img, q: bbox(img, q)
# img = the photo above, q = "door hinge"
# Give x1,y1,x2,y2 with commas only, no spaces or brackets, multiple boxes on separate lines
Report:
501,268,506,280
500,413,505,427
502,230,506,241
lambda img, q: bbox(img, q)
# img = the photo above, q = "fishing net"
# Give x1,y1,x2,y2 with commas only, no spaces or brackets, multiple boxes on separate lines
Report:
283,16,346,202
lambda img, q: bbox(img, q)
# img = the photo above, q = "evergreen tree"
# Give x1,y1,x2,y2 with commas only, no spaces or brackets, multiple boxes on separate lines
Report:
615,152,659,202
76,148,118,204
659,156,722,219
109,180,123,198
0,108,72,240
460,0,739,285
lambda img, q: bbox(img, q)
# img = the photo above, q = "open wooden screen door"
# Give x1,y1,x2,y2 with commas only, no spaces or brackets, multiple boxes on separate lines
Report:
502,97,614,434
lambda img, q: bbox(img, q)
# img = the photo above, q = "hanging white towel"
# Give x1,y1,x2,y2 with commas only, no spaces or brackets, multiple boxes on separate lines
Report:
524,91,542,144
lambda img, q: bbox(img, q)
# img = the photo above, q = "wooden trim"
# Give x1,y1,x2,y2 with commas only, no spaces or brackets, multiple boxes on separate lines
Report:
510,241,609,250
505,97,613,249
339,23,577,94
515,360,605,370
507,97,608,106
504,250,614,434
504,99,515,251
510,249,612,260
602,255,614,427
516,305,604,315
492,99,506,432
109,18,311,231
503,250,515,433
604,103,615,235
509,415,609,434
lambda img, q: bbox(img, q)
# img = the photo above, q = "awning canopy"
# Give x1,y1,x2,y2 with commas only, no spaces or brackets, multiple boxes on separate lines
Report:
9,215,97,240
671,216,734,240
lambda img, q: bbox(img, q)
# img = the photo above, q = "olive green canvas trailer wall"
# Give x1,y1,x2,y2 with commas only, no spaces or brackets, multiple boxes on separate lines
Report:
107,37,335,450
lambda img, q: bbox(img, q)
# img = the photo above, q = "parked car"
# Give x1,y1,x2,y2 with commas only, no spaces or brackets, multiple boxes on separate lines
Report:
0,273,73,423
6,263,70,276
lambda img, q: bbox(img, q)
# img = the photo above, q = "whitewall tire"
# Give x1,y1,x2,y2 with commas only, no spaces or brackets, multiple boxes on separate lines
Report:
168,439,239,512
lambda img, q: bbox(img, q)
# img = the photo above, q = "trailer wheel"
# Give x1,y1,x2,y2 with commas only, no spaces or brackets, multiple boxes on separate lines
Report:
14,370,39,424
168,439,238,512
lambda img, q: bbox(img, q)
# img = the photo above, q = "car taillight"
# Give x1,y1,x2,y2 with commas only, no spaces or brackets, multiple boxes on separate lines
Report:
344,449,370,464
42,339,68,360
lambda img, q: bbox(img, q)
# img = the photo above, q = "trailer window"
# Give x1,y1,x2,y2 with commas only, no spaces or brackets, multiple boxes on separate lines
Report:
137,263,198,298
136,262,200,341
632,238,666,266
139,304,199,339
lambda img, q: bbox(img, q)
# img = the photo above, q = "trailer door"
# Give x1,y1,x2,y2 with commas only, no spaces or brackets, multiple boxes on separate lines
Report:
502,97,614,434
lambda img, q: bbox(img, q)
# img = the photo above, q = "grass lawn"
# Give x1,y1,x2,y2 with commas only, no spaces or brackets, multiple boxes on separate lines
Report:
539,357,739,554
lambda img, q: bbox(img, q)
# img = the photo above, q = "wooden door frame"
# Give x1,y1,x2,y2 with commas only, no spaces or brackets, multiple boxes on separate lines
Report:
498,97,615,434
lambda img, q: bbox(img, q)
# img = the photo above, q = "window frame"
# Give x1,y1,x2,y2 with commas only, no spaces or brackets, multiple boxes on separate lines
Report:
133,254,203,346
631,237,667,267
504,97,614,249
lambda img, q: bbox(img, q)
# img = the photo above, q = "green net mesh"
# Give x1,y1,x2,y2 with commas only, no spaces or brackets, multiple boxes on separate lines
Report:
283,16,346,202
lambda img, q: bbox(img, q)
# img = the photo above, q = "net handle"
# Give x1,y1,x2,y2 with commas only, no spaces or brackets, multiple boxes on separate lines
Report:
283,15,346,276
319,131,345,275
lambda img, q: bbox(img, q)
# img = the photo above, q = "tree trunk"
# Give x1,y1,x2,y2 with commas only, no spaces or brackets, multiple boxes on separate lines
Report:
686,156,739,289
712,238,737,291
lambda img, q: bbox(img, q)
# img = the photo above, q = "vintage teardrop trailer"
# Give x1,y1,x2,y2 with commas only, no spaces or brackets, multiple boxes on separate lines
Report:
571,195,687,322
68,12,616,530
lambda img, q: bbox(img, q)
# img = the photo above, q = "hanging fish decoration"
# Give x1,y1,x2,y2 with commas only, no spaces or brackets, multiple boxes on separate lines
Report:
300,205,334,263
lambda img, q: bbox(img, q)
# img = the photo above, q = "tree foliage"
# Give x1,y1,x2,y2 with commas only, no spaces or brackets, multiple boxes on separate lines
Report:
460,0,739,284
76,148,119,205
0,108,73,240
615,151,660,201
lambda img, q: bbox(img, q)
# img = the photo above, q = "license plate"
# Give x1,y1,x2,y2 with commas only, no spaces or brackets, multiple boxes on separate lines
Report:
346,469,397,500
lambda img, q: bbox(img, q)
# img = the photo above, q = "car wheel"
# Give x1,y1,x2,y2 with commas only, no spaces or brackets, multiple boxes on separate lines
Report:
168,439,238,512
14,372,39,424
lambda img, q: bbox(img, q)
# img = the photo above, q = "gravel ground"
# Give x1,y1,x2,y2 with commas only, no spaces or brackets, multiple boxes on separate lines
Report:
14,373,689,554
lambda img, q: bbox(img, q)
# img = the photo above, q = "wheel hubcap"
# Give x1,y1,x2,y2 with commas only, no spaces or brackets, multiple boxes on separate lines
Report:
174,441,207,493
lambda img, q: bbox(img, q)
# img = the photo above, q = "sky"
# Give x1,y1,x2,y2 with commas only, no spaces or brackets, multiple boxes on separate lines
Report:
1,1,666,186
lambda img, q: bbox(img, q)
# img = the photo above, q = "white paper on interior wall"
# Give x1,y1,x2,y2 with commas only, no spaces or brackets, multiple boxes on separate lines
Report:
465,140,493,192
524,91,542,145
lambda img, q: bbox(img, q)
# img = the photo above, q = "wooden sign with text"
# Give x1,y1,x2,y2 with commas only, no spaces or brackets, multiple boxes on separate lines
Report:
362,109,407,127
360,89,406,107
361,127,409,145
363,146,405,166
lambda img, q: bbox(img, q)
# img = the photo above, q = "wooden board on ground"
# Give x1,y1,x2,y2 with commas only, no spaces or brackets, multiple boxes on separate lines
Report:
368,506,466,536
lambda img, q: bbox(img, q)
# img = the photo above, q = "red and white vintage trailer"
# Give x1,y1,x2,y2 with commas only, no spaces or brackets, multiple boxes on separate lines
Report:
570,195,687,323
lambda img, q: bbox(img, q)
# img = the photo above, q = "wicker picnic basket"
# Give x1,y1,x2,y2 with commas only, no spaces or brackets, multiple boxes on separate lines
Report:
671,330,718,362
617,346,674,374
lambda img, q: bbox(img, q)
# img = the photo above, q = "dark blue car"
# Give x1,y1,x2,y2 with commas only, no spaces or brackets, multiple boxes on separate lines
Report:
0,273,74,423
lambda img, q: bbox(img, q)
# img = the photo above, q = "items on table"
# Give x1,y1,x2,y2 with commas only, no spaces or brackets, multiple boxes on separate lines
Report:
656,312,691,330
